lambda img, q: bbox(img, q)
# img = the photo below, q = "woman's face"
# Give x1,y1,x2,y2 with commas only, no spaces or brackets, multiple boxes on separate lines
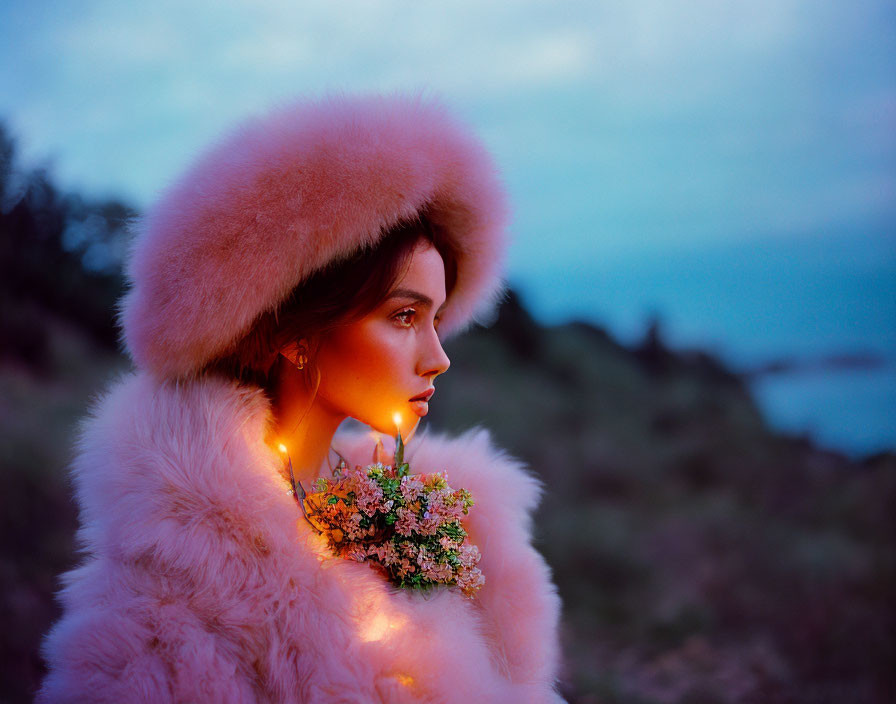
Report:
312,241,451,437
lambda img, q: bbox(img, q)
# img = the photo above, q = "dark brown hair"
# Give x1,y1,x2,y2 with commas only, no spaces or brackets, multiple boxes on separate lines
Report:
204,213,458,393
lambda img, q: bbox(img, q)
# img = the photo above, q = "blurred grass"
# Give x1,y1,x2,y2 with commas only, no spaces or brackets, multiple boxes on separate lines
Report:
0,304,129,703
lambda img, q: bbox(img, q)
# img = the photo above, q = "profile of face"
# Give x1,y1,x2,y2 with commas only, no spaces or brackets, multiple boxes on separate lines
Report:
311,241,451,437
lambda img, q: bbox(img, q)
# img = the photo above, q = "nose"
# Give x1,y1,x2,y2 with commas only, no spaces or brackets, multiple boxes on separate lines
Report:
417,327,450,379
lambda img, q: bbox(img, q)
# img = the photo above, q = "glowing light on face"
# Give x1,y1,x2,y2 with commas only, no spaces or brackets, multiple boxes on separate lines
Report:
311,243,450,435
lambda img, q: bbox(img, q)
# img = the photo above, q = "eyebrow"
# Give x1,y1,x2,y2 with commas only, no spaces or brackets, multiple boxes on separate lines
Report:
387,288,448,315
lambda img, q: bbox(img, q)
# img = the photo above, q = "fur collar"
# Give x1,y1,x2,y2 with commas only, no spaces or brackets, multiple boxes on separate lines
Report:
39,371,564,703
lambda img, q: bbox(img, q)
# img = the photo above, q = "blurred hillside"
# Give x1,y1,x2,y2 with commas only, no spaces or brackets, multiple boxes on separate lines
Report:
1,122,894,703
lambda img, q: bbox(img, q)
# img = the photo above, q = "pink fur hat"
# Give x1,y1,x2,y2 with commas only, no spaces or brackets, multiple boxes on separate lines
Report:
119,92,509,379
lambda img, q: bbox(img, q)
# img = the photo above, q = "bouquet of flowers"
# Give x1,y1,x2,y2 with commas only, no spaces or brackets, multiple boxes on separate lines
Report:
296,450,485,598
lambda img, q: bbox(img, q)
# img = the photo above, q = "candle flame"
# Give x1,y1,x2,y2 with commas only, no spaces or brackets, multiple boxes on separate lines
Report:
278,443,287,454
393,412,402,429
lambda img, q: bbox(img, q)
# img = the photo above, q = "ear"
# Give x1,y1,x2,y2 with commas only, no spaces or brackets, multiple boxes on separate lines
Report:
279,339,308,366
279,341,298,366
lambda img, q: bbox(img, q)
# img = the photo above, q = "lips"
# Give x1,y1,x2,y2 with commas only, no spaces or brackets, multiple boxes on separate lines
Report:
409,388,435,418
409,388,435,403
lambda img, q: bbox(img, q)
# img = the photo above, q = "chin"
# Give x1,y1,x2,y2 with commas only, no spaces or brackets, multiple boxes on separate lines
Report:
363,410,419,439
365,419,394,436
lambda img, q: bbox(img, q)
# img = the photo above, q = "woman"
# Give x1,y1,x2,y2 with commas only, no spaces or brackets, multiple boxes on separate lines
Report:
38,93,564,703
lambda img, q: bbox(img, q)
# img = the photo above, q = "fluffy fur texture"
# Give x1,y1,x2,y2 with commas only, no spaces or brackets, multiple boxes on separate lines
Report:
38,372,565,703
119,92,509,380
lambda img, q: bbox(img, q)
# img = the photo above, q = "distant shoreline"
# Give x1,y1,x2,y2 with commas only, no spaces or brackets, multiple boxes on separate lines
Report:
737,351,890,379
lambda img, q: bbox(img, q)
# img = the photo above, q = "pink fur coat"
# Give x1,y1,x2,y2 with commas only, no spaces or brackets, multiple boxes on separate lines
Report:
38,371,565,702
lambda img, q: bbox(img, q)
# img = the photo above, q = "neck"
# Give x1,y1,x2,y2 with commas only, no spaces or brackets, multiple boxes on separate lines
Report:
269,357,345,482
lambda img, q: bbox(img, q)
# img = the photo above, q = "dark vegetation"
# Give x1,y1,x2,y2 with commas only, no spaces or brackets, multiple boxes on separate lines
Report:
2,122,894,703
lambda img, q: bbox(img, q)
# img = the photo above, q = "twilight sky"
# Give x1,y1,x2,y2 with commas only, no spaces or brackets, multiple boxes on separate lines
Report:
1,0,894,278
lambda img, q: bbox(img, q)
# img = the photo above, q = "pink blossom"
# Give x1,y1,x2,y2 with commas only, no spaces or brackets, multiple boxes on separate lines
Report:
394,507,418,536
399,476,424,502
458,543,481,569
354,479,385,517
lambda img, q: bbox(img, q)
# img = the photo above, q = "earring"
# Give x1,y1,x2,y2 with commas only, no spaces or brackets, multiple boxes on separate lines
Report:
283,342,310,371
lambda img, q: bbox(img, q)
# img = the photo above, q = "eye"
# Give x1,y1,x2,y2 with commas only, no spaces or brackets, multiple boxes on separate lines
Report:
393,308,416,328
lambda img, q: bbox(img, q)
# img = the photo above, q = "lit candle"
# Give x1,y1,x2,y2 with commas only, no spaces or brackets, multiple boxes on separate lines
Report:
278,442,306,505
392,412,405,467
372,433,386,464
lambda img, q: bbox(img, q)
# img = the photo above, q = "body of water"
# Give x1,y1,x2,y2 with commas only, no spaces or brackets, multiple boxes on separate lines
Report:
516,230,896,459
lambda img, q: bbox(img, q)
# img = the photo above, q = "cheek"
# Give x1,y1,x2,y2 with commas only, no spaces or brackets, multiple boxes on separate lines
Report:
318,322,409,402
